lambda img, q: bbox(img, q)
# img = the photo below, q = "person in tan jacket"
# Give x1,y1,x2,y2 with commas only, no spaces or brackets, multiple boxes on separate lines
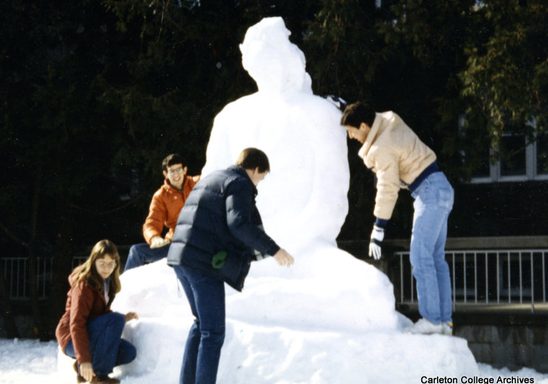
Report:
341,101,454,335
124,154,200,271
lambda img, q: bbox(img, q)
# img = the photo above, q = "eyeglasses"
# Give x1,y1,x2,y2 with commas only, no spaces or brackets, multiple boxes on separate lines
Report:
167,167,185,175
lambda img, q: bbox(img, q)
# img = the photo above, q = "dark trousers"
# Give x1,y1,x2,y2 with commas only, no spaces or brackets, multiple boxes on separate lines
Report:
124,242,169,271
174,265,226,384
64,312,136,377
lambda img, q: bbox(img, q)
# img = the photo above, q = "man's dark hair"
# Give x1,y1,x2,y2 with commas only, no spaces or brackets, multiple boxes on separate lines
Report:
340,102,376,128
162,153,185,171
236,148,270,173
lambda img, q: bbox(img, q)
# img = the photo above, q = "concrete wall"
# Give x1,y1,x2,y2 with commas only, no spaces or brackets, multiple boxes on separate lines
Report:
457,322,548,373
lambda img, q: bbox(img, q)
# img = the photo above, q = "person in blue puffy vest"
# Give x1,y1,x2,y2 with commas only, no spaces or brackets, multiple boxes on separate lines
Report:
167,147,294,384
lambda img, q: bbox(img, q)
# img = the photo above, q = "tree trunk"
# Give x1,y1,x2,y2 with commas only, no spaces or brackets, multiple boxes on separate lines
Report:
47,212,74,338
28,168,47,340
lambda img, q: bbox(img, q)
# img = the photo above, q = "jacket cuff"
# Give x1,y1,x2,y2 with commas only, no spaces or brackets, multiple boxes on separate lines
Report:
374,218,389,229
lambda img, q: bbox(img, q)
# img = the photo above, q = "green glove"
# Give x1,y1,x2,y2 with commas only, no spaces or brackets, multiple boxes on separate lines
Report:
211,250,227,269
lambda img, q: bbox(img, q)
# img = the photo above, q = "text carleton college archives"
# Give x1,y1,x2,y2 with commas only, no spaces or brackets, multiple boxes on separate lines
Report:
421,376,535,384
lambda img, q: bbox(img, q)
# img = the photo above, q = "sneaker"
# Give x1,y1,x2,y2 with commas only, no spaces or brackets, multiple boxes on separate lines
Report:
442,322,454,336
406,318,443,335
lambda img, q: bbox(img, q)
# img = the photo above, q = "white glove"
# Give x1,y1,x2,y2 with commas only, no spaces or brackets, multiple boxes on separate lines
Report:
368,225,384,260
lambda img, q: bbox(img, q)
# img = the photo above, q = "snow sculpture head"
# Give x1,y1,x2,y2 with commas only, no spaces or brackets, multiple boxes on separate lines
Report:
240,17,312,94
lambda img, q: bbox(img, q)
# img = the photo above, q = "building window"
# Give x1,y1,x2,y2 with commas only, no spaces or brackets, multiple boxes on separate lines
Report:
469,127,548,183
499,133,527,178
537,133,548,176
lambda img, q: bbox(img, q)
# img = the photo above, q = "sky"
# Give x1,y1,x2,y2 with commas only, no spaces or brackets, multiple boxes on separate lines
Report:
1,16,546,384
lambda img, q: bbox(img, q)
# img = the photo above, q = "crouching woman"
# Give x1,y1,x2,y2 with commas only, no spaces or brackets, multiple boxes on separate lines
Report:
56,239,138,384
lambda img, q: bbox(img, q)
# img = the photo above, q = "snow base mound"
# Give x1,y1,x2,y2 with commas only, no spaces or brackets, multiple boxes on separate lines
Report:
105,260,479,383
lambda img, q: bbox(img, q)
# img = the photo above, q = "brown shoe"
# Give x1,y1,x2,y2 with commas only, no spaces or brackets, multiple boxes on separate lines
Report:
72,361,85,383
90,376,120,384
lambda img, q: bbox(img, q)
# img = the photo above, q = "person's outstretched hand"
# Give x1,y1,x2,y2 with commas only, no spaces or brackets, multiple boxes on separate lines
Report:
150,236,170,249
368,225,384,260
79,362,94,382
125,312,139,322
273,249,294,267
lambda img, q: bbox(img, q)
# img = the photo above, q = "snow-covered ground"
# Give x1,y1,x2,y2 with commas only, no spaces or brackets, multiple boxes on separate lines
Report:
1,337,547,384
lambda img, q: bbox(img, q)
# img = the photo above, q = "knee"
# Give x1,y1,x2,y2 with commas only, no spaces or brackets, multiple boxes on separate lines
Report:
434,256,449,269
411,260,434,280
124,342,137,363
201,327,225,346
106,312,126,332
128,245,140,259
411,250,435,268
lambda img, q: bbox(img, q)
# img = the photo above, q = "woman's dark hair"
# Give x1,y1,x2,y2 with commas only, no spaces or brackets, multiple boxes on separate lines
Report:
340,102,376,128
162,153,185,172
72,239,122,301
236,148,270,173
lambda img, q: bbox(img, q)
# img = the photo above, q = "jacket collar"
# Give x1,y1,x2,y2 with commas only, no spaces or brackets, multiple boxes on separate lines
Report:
162,177,186,193
358,112,382,159
228,165,258,195
357,111,395,159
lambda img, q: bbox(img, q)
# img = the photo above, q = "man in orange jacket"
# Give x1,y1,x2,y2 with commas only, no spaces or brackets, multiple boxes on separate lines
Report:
124,154,200,271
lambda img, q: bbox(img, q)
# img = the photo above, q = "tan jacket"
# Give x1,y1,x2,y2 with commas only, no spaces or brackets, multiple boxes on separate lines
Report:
358,111,436,220
142,175,198,244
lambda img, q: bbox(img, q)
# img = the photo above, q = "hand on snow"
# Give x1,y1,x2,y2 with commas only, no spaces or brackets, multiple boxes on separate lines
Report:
273,249,295,267
150,236,170,249
368,225,384,260
125,312,139,322
79,362,94,382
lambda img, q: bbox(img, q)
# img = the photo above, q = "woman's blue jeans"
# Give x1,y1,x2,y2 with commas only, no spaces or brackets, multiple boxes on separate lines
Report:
174,265,226,384
410,172,454,324
64,312,136,377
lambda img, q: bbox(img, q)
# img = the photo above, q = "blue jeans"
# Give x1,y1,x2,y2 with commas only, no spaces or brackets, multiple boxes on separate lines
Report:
64,312,136,377
173,265,225,384
410,172,454,324
124,242,169,271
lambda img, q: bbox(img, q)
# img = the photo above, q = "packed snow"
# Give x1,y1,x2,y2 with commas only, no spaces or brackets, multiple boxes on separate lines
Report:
1,17,546,384
1,338,547,384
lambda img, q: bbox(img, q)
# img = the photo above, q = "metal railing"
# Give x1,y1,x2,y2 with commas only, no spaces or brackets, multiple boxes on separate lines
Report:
395,249,548,312
3,247,548,309
0,256,86,300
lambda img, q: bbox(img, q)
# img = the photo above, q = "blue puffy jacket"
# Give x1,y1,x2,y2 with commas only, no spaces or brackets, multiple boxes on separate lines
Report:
167,165,280,291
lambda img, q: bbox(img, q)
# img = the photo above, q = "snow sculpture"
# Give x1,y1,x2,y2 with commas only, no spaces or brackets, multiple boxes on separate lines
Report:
106,17,479,383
